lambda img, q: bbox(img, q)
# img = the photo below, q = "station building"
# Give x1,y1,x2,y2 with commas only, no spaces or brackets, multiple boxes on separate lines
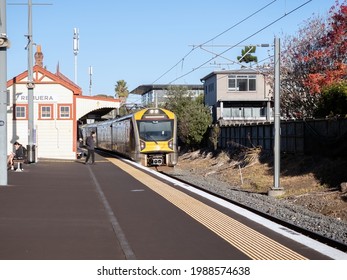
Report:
6,47,120,160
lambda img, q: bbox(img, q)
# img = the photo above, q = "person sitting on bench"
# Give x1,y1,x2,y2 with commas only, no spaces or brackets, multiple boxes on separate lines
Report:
8,142,26,171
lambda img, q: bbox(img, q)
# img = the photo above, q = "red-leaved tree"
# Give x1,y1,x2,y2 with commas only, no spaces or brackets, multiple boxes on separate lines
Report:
278,0,347,118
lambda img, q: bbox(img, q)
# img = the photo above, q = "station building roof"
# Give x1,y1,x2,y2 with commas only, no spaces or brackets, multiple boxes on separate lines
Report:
7,65,120,121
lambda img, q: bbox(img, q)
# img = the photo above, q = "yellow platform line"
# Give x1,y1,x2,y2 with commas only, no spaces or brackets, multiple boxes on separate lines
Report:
107,158,307,260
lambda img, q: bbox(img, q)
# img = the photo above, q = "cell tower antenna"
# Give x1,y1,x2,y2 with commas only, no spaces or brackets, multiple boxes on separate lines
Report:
73,27,79,84
89,66,93,96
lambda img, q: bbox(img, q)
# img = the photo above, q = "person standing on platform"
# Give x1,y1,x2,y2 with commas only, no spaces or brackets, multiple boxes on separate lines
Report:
85,131,96,164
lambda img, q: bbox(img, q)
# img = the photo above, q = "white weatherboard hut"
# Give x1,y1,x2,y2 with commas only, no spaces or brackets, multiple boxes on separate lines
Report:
6,47,120,160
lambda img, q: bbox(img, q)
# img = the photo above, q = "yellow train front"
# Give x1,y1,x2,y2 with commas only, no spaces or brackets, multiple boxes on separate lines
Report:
83,108,178,167
133,108,178,166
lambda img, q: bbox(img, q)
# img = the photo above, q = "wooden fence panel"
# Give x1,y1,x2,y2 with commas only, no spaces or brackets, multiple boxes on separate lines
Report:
218,118,347,155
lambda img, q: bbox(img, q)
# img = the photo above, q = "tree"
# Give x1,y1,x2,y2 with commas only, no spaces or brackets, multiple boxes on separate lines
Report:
209,125,220,151
164,86,212,149
115,80,129,104
300,2,347,94
277,0,347,118
315,81,347,117
237,46,258,64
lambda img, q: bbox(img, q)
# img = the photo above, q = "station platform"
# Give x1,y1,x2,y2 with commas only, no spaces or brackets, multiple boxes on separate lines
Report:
2,153,251,260
1,153,346,261
1,154,127,260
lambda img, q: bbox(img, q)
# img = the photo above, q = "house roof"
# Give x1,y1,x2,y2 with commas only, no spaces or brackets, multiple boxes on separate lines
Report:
130,84,204,95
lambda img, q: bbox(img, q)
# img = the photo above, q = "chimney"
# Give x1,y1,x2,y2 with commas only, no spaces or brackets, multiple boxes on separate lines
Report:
34,45,44,67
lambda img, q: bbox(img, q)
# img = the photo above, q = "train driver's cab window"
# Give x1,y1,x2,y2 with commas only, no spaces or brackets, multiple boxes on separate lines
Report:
138,120,173,141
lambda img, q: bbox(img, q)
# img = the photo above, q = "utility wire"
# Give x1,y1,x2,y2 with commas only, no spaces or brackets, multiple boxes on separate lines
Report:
168,0,312,84
193,0,277,50
151,0,278,84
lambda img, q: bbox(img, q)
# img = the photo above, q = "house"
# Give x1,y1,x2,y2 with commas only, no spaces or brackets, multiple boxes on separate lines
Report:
6,46,120,160
130,84,204,106
200,69,273,124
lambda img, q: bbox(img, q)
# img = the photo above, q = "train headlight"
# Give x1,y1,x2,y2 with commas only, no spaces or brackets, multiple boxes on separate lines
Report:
149,109,159,114
168,139,173,149
140,140,146,150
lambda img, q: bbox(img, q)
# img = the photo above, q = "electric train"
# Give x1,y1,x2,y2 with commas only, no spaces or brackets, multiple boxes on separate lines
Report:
79,108,178,167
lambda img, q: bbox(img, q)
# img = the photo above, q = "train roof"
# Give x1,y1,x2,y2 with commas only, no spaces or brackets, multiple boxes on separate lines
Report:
133,108,175,120
80,108,175,128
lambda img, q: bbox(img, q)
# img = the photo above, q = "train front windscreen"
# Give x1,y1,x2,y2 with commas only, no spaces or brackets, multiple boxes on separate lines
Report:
137,120,173,142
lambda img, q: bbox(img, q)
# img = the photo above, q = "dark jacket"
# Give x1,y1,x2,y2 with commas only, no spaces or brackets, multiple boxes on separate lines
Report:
14,145,25,159
86,135,95,150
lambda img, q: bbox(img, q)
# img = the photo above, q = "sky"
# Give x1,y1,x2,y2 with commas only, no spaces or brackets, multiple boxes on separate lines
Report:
4,0,343,103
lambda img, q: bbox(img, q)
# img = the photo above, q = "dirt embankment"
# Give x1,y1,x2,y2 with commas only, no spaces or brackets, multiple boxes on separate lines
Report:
175,148,347,222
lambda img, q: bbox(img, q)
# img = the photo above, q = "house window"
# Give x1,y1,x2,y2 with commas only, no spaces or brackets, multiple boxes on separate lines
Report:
14,105,28,120
41,106,51,118
39,104,53,120
58,105,71,119
249,76,256,91
228,75,256,91
208,83,214,93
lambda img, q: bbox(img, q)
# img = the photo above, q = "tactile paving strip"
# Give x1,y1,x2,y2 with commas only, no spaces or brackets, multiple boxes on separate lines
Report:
107,158,307,260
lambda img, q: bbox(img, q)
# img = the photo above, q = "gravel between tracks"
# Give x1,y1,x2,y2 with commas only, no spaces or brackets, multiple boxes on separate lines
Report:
166,151,347,246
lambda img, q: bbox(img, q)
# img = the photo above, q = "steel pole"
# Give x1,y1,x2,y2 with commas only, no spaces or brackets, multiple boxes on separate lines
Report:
73,27,79,84
0,0,8,185
27,0,35,163
74,54,77,84
273,37,281,190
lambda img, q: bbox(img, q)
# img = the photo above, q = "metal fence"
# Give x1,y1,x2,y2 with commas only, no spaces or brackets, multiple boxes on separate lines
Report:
218,118,347,156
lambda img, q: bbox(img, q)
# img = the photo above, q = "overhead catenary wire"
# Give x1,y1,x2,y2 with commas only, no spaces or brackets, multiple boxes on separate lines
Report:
167,0,312,85
199,46,272,73
191,0,278,50
151,0,278,84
